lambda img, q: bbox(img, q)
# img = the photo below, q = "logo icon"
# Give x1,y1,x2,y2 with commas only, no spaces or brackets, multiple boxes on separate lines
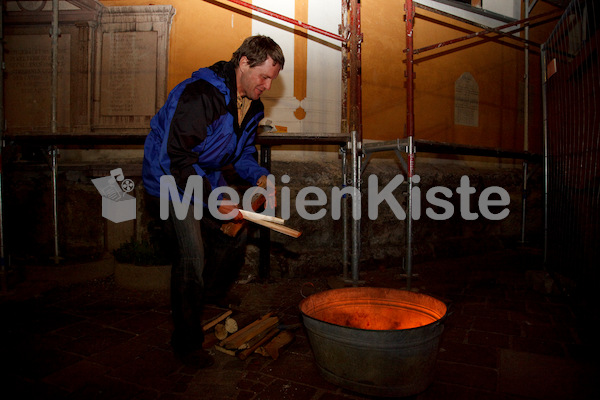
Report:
92,168,136,223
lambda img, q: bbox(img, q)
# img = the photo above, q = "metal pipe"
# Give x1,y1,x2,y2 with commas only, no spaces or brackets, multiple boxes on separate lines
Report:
409,9,560,55
259,145,272,279
348,0,362,141
405,0,415,290
341,145,348,281
351,130,360,285
541,43,549,267
50,146,60,264
363,138,409,154
413,139,539,160
52,0,59,135
522,0,530,245
406,0,415,141
521,161,528,244
223,0,345,42
0,5,6,292
356,1,363,143
51,0,60,264
406,136,414,291
524,1,530,152
341,0,349,281
341,0,349,135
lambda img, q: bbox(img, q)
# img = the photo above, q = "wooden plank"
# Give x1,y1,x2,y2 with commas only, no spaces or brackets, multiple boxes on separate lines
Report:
238,320,278,350
202,309,233,331
237,327,280,361
221,189,265,237
242,216,302,238
239,209,285,225
222,316,279,350
218,313,273,348
214,344,237,356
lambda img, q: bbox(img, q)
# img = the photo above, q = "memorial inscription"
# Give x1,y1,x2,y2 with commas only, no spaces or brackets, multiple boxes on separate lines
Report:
454,72,479,127
4,34,71,130
100,31,157,116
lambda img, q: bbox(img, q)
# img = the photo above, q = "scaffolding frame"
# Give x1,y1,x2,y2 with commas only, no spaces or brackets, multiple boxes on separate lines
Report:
0,0,565,293
390,0,559,289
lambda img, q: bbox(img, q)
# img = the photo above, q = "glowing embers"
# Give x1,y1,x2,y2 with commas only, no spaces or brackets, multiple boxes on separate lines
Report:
301,286,446,330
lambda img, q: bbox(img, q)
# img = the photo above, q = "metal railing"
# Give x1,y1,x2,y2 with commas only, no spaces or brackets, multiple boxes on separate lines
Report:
542,0,600,293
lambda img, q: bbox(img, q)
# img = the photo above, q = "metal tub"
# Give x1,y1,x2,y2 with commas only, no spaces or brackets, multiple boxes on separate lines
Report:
299,287,447,397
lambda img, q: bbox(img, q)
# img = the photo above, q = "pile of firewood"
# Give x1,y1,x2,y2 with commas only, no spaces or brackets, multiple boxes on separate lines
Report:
202,310,297,360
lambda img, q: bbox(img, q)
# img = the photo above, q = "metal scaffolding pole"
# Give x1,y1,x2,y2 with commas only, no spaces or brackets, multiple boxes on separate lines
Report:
405,0,416,291
348,0,362,285
522,0,531,245
0,3,6,292
50,0,60,264
541,43,549,266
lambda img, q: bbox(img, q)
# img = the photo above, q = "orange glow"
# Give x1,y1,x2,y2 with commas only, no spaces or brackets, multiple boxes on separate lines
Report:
300,287,447,331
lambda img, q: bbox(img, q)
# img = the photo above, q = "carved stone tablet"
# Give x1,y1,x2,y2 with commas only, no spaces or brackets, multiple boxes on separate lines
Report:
454,72,479,127
93,5,174,132
4,34,71,131
100,31,157,116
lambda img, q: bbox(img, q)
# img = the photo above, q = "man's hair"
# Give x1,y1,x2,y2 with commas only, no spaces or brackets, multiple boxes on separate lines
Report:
231,35,285,70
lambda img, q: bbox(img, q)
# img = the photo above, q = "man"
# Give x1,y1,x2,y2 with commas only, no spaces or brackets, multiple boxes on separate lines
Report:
142,35,284,368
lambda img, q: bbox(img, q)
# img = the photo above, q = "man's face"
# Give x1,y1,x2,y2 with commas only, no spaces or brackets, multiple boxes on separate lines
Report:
237,56,281,100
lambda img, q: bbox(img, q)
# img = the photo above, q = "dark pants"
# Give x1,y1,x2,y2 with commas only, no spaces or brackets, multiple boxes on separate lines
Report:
164,200,247,354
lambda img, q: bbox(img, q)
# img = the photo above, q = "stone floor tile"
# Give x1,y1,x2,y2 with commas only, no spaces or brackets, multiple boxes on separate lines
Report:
61,326,136,356
1,248,596,400
438,341,498,369
436,361,498,392
254,379,318,400
42,359,109,392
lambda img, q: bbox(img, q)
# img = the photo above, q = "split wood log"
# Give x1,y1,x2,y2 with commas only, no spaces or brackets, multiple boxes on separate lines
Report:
218,313,273,349
214,323,228,340
224,317,238,334
202,309,233,332
262,330,295,360
237,327,280,361
223,316,279,350
238,320,279,350
225,313,258,334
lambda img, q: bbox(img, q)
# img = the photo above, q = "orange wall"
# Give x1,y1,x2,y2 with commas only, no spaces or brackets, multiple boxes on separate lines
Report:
100,0,252,92
362,1,557,154
101,1,558,154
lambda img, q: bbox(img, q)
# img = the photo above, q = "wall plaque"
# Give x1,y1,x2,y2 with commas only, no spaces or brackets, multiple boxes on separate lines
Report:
4,34,71,131
454,72,479,127
100,31,157,116
93,6,174,132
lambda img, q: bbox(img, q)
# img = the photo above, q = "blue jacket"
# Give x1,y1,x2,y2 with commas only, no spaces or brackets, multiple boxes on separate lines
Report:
142,61,269,202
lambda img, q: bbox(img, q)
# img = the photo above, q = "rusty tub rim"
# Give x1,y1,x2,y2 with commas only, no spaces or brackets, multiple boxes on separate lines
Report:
299,286,449,332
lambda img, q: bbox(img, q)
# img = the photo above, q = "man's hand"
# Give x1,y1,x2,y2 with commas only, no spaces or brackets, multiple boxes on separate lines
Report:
257,175,277,209
217,200,243,222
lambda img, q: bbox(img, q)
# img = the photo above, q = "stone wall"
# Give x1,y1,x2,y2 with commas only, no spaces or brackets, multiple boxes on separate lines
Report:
263,156,543,277
2,154,543,278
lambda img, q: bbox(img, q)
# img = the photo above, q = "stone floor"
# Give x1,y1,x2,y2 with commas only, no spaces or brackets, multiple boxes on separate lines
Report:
1,247,598,400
